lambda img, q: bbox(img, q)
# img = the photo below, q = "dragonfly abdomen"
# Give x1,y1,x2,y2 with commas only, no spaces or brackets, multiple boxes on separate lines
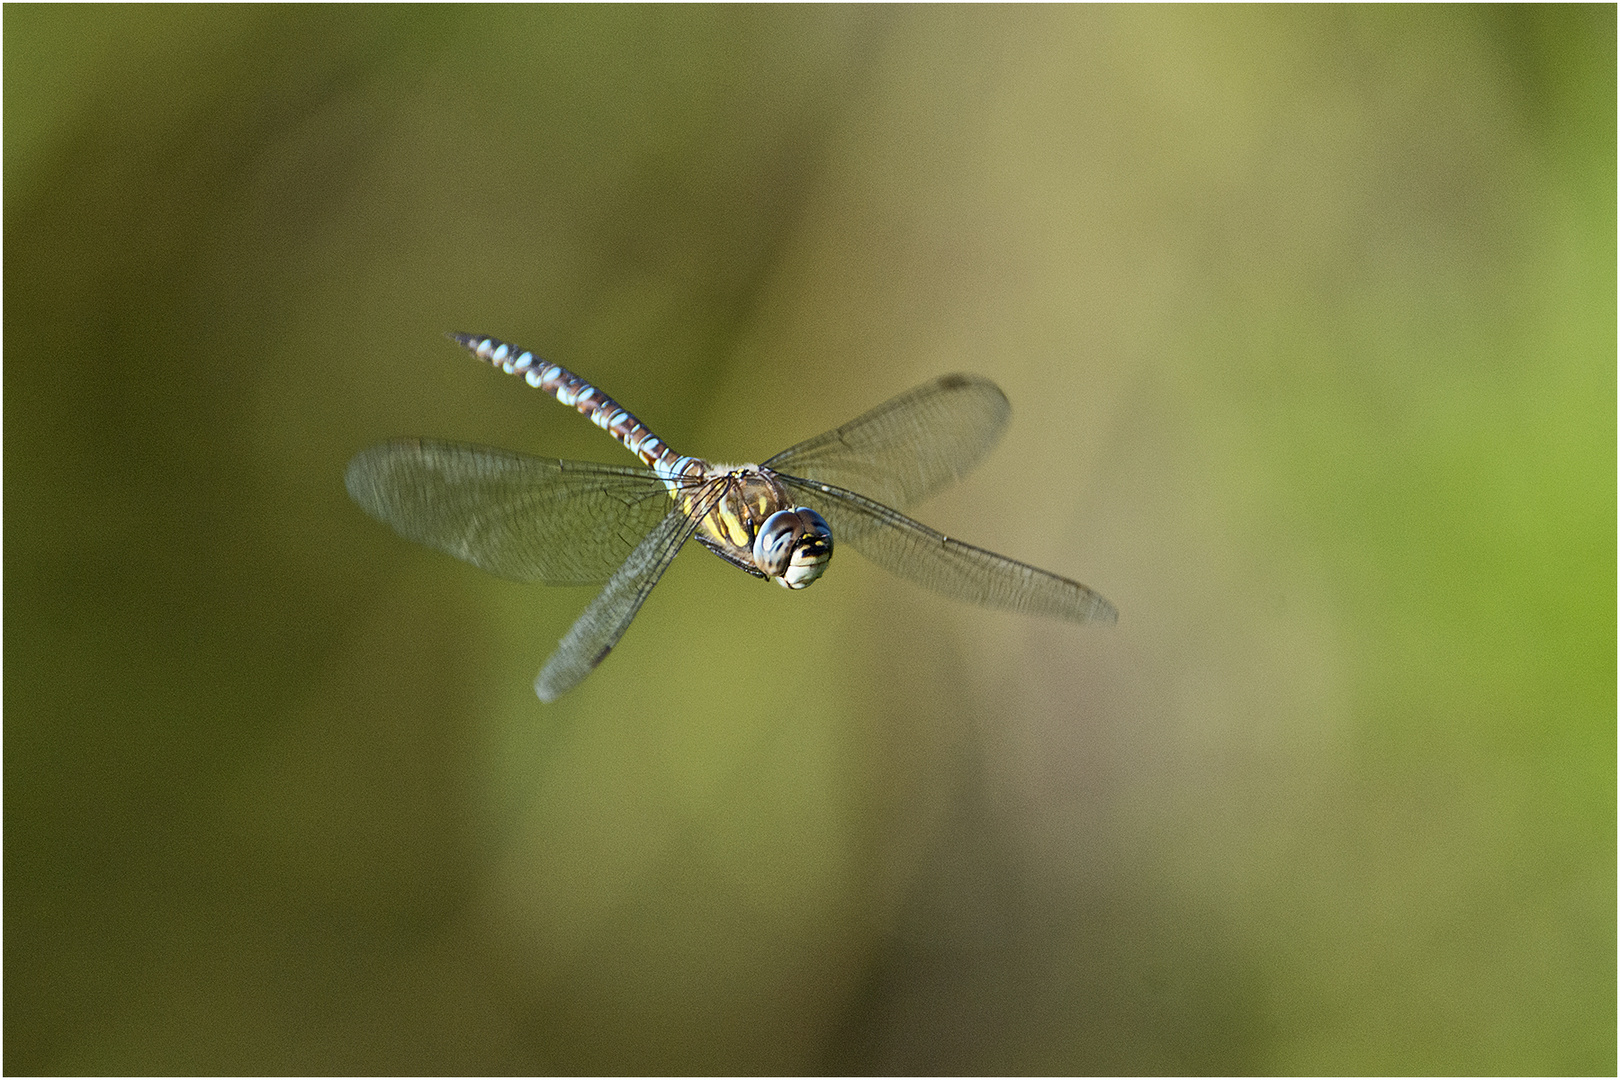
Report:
450,332,688,481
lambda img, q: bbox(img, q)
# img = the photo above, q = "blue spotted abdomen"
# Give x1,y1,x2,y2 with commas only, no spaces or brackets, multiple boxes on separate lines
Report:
450,332,695,484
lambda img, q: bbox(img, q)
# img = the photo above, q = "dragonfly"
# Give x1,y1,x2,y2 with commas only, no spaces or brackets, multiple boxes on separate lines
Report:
346,333,1117,701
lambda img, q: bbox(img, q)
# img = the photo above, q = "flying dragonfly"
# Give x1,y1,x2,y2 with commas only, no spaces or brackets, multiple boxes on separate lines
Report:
346,334,1117,701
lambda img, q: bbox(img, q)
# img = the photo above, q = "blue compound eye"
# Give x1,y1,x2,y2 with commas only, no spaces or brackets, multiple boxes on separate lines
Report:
752,507,833,589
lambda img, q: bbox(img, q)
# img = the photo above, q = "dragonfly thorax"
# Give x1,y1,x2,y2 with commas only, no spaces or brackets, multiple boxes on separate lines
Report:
685,462,833,588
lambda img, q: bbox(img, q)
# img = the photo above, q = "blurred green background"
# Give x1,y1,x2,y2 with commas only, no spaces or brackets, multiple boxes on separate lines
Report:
6,6,1613,1074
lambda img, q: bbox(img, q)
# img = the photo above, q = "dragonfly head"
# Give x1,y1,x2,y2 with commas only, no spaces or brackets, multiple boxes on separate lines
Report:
752,507,833,589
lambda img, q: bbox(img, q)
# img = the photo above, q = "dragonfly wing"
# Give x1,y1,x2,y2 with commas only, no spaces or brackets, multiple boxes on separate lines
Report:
781,475,1117,625
534,501,705,702
762,374,1010,510
345,439,672,585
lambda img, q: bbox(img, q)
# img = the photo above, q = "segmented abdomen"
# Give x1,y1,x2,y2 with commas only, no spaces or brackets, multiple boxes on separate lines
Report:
449,332,694,484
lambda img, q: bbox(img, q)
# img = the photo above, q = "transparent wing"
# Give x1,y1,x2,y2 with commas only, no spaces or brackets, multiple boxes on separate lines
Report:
534,496,709,702
780,474,1117,625
763,374,1011,510
345,439,675,585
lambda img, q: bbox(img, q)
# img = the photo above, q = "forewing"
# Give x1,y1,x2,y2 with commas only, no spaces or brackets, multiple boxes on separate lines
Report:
533,498,707,702
345,439,672,585
781,475,1117,625
763,374,1010,510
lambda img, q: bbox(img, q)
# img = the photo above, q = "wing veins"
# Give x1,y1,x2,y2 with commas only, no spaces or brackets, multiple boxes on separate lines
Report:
533,479,723,701
779,473,1117,625
763,373,1011,511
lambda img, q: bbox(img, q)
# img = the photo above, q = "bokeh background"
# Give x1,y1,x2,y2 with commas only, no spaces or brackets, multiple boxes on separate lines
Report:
6,6,1613,1074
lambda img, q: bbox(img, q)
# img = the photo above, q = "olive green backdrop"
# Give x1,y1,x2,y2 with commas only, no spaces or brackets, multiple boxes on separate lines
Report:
6,6,1613,1074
